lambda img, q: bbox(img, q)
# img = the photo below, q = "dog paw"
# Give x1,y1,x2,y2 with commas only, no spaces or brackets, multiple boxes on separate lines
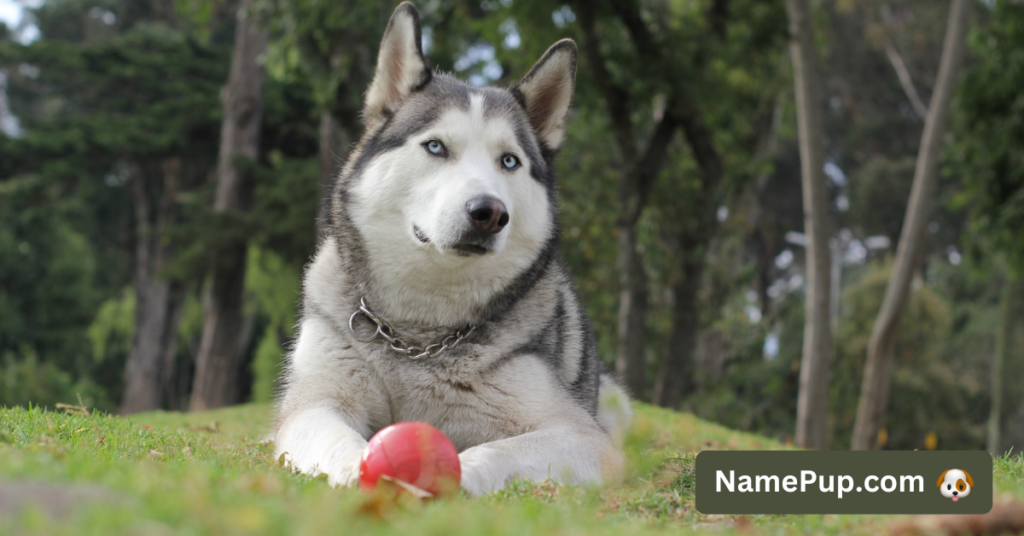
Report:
276,444,363,488
458,467,496,496
458,446,506,496
326,460,361,488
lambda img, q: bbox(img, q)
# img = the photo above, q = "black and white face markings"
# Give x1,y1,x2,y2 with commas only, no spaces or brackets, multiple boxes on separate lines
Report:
349,77,556,252
324,10,579,327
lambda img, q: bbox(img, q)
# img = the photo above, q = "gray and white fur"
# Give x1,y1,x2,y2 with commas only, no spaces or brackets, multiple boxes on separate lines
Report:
273,2,632,496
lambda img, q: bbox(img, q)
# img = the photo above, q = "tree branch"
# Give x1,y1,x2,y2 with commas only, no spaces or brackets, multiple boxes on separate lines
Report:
883,36,928,119
607,0,661,61
708,0,731,40
574,1,638,164
606,0,725,190
678,99,725,191
633,108,679,207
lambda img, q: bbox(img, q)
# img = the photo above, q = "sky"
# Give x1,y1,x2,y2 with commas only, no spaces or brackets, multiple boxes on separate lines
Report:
0,0,40,43
0,0,22,28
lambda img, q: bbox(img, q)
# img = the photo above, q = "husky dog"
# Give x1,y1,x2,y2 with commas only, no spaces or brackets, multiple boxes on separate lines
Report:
274,2,632,496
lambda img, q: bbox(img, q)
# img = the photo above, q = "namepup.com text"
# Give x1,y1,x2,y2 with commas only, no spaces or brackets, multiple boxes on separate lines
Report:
716,470,925,499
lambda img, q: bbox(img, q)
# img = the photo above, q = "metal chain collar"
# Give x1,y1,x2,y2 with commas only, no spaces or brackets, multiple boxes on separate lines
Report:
348,297,477,360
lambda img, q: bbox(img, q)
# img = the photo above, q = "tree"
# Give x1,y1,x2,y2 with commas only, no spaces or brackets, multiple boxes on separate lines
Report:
955,0,1024,268
121,159,189,413
785,0,833,450
189,0,269,411
0,0,227,413
261,1,392,237
987,274,1014,455
567,0,783,402
650,1,785,408
851,0,971,450
567,0,678,398
956,0,1024,455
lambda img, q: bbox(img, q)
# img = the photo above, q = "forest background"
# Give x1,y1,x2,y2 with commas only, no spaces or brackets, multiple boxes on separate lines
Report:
1,0,1022,453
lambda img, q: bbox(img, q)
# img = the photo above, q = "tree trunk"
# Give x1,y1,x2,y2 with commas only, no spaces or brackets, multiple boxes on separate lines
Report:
652,245,704,407
753,223,778,317
616,221,648,397
851,0,970,451
988,274,1014,456
651,109,727,406
576,0,730,401
121,161,185,414
883,36,929,120
576,4,665,399
615,111,684,399
190,0,268,411
576,4,646,397
747,96,784,317
786,0,833,450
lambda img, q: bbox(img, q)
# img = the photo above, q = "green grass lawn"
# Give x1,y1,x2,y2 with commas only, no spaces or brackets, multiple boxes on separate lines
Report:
1,403,1022,535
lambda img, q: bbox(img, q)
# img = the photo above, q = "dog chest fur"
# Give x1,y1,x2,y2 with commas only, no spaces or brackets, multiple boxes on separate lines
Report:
282,237,598,452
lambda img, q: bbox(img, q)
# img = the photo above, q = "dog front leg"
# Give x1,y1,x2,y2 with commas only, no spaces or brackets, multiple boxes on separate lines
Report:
458,425,621,496
275,315,390,487
275,406,371,487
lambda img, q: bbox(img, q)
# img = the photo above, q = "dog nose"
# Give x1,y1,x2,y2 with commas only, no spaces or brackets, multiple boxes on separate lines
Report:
466,196,509,234
953,491,958,496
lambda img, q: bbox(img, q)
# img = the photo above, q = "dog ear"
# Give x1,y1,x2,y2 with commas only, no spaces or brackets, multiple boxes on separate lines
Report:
511,39,577,152
937,470,949,489
963,470,974,487
364,2,431,127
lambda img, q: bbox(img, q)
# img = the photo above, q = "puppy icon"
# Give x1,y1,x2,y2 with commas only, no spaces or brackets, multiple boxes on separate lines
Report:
937,469,973,502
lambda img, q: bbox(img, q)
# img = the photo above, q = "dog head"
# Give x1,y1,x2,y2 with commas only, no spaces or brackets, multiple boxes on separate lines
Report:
937,469,973,502
333,2,575,325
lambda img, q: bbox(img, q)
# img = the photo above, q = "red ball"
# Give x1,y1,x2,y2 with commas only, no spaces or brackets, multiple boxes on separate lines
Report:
358,422,461,496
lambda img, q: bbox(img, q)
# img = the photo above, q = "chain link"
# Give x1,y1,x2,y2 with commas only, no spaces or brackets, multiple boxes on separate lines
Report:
349,297,477,360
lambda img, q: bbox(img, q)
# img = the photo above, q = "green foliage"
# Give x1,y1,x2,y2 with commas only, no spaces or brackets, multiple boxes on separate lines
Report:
250,329,283,404
555,109,621,360
688,258,993,450
0,4,231,409
0,352,112,410
0,174,99,375
953,0,1024,270
247,246,301,403
847,157,916,244
1,0,324,410
245,248,300,336
830,261,985,450
87,288,135,365
3,24,225,161
251,153,320,261
259,0,391,116
687,293,799,442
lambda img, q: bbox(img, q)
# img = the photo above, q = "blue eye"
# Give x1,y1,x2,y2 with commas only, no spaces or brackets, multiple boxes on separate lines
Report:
424,140,447,156
501,154,520,170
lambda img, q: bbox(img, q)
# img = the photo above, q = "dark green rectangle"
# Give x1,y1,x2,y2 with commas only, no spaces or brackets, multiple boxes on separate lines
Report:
695,451,992,514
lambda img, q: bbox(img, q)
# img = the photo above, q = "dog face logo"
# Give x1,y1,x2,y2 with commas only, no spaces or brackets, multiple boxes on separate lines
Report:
937,469,973,502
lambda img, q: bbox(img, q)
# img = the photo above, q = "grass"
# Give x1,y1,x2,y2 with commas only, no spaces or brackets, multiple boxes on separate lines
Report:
0,402,1021,535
